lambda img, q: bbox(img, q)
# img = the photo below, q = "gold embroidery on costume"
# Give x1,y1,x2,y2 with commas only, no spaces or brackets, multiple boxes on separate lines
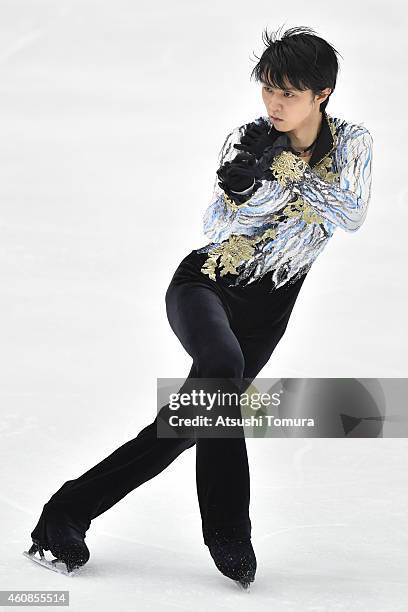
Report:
313,115,338,170
222,115,339,210
312,119,339,182
271,118,339,223
283,196,324,224
201,115,356,284
223,192,243,211
269,151,308,188
313,156,339,183
200,227,277,281
327,115,337,141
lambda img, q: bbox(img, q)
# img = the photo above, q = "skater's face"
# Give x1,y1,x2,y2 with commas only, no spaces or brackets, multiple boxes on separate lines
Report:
261,75,331,130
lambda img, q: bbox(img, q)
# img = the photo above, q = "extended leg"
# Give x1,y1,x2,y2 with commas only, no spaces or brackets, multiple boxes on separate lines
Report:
32,365,199,536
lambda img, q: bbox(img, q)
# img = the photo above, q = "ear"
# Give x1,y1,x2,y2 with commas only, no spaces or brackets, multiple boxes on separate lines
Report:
316,87,332,104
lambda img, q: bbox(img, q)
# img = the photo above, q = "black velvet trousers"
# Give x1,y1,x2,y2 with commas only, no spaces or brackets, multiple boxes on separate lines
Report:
32,249,307,546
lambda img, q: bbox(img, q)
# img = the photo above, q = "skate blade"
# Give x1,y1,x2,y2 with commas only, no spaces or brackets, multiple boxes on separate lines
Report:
22,551,79,577
234,579,252,591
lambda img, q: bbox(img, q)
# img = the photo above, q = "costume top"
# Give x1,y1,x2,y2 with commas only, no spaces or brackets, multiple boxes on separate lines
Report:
195,110,373,290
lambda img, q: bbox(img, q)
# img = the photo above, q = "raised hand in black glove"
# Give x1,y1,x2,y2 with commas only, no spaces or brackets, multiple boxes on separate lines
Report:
216,151,263,194
233,118,276,158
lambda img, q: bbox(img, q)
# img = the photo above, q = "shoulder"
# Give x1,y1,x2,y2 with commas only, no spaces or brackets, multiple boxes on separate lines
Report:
328,113,373,150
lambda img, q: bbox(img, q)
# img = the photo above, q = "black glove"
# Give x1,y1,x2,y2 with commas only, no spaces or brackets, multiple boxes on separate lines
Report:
216,151,263,194
233,119,276,158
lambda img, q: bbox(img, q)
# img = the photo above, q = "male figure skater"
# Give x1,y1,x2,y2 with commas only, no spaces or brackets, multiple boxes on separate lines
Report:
24,25,373,590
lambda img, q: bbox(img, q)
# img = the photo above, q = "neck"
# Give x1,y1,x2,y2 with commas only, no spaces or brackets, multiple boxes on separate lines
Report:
288,110,323,152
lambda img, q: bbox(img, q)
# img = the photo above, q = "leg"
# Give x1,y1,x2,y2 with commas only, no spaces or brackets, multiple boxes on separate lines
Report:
31,280,244,543
164,275,304,545
164,278,301,587
32,363,198,540
164,281,252,544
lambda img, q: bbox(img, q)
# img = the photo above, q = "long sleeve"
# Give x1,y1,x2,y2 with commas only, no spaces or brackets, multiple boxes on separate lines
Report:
198,113,375,290
288,129,374,232
202,127,260,243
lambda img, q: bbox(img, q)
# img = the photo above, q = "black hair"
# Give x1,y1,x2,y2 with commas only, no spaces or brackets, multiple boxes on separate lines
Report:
250,25,342,112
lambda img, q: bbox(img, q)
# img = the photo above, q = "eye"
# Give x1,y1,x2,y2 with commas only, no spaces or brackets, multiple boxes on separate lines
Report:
263,86,294,98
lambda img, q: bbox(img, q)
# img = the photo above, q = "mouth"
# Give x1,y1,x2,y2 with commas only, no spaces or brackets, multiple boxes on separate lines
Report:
270,115,283,122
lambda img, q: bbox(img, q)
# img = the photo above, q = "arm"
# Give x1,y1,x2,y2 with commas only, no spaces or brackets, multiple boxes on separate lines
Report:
279,129,374,232
202,127,260,242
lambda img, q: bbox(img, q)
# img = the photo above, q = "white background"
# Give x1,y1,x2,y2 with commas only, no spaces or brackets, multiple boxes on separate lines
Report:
1,0,407,610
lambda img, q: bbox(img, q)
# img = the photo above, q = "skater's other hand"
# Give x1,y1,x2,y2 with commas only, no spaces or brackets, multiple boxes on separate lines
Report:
217,152,263,193
234,119,276,158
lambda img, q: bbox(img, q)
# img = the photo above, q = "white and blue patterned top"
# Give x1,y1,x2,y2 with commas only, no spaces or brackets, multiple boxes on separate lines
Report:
196,111,373,290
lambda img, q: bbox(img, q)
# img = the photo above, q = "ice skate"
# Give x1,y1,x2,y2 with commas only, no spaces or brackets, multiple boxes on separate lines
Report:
234,577,253,591
22,540,84,576
207,536,257,590
23,502,90,575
